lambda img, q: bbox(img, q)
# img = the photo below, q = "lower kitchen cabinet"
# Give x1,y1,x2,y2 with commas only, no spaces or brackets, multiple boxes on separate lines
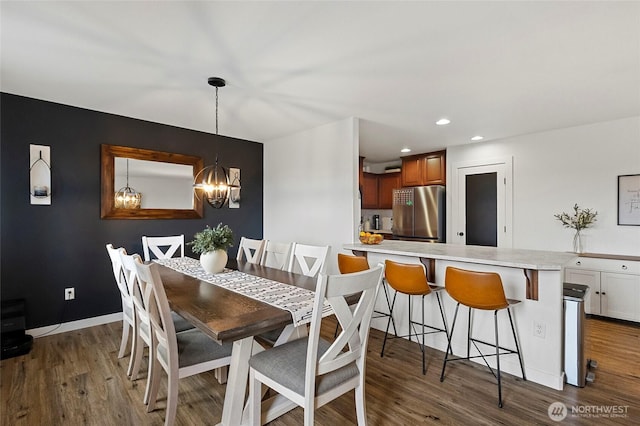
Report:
564,256,640,322
602,272,640,321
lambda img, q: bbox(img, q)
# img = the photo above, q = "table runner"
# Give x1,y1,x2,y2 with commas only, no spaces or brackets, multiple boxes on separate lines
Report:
154,257,332,326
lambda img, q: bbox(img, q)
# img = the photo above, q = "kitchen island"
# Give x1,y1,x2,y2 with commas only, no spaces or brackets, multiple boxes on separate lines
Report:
343,240,577,390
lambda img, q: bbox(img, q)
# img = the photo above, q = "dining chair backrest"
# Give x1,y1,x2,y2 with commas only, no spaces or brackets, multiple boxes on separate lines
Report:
120,251,151,344
236,237,265,264
260,240,293,270
310,265,383,378
106,244,130,299
135,261,177,371
287,243,330,278
142,235,185,261
134,261,233,426
106,243,135,360
119,250,157,382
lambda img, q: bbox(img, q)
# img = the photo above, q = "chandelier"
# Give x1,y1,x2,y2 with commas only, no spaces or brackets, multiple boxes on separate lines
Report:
114,158,142,209
194,77,240,209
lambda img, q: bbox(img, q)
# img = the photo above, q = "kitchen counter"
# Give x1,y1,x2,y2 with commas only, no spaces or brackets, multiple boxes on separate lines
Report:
343,240,577,391
344,240,576,270
344,240,577,300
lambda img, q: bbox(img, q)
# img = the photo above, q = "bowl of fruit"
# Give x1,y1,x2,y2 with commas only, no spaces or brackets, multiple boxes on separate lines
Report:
359,232,384,245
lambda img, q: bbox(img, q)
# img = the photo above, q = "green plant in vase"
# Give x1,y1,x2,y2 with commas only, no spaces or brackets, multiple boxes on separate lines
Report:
188,223,234,273
554,204,597,253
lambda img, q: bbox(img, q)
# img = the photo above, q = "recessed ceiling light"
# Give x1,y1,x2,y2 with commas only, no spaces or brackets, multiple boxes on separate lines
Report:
401,148,411,153
436,118,451,126
471,135,484,141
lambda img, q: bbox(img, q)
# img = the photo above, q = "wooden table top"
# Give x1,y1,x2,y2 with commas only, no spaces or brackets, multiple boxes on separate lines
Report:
156,258,317,344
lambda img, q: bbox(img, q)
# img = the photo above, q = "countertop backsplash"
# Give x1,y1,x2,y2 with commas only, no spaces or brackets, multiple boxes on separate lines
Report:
361,209,393,232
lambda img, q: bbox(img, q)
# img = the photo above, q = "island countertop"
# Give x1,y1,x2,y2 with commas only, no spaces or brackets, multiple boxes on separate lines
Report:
344,240,577,270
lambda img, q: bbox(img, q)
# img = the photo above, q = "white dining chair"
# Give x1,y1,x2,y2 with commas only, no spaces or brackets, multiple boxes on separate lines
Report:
135,261,233,426
142,235,184,261
260,240,293,270
106,244,135,361
258,242,330,347
236,237,265,264
249,265,384,426
119,252,194,388
287,243,330,278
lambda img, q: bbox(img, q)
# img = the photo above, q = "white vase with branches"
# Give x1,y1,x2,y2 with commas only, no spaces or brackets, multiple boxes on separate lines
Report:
554,204,598,253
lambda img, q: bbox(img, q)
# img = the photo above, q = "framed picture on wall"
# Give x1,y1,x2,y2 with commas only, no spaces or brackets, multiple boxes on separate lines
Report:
618,174,640,226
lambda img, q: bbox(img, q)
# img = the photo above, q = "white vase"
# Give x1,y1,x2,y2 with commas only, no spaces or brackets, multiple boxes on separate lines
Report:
200,249,228,274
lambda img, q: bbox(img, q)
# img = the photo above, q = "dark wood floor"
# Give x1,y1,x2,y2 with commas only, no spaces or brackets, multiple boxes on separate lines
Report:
1,317,638,425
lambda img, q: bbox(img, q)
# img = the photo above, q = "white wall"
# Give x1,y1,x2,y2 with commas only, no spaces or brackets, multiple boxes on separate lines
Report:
264,117,360,274
447,116,640,256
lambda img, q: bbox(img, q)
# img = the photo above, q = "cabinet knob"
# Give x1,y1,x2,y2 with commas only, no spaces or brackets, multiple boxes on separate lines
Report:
457,232,464,236
595,291,600,295
622,265,628,270
601,292,606,296
576,261,581,266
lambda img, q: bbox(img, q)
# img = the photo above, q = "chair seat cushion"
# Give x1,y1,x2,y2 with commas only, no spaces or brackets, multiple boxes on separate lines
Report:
175,329,233,368
249,336,359,396
171,311,195,333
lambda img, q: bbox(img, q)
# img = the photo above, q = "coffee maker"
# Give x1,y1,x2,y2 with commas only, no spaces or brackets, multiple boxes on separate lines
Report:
372,214,380,230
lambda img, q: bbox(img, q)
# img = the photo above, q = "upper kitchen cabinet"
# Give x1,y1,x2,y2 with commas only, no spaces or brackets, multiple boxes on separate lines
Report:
362,172,379,209
360,169,401,209
401,150,446,187
378,172,401,208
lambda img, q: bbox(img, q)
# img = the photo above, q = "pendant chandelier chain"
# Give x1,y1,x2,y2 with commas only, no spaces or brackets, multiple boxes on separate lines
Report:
215,86,219,135
125,159,130,187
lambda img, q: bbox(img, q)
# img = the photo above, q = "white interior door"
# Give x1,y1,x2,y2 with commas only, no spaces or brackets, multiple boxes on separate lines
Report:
452,158,513,248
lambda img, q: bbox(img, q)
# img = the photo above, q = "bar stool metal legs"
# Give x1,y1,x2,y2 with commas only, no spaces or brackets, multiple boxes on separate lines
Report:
440,303,526,408
381,289,449,375
376,281,398,336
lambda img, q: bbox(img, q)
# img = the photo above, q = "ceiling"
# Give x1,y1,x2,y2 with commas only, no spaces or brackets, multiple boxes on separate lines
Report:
2,1,639,163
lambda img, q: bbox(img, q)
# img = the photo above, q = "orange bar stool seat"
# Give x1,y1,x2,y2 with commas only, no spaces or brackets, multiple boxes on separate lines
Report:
381,259,449,375
338,253,398,337
439,266,526,408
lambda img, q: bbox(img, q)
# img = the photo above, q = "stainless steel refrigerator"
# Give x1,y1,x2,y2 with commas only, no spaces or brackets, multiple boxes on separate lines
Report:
392,185,445,242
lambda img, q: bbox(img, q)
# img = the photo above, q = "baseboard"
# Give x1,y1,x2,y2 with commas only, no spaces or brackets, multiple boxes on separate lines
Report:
27,313,122,338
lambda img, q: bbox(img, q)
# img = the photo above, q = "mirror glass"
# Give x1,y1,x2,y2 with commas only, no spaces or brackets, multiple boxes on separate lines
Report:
115,158,194,209
101,144,204,219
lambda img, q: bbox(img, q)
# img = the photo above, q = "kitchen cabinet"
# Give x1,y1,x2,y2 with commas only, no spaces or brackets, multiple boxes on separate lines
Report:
564,256,640,322
378,172,401,209
401,150,446,187
362,172,379,209
361,171,401,209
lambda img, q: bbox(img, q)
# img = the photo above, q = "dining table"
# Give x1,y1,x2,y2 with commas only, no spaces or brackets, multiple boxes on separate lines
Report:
154,256,319,426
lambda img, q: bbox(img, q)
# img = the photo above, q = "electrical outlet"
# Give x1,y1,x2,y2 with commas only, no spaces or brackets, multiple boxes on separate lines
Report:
533,321,546,339
65,287,75,301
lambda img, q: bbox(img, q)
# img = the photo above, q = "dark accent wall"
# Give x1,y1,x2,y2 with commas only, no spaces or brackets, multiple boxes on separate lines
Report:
0,93,264,328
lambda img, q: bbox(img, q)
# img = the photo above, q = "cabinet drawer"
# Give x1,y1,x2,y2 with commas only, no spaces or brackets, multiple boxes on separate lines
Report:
565,268,600,285
569,257,640,275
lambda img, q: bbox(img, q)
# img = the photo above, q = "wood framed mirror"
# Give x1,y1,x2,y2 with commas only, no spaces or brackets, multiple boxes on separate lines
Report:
101,144,204,219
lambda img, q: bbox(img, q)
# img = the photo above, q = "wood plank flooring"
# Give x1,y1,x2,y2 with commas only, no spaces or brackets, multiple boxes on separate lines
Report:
1,317,638,425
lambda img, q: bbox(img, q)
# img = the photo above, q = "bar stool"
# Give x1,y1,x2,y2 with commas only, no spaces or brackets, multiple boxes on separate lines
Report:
439,266,526,408
338,253,398,337
381,259,449,375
